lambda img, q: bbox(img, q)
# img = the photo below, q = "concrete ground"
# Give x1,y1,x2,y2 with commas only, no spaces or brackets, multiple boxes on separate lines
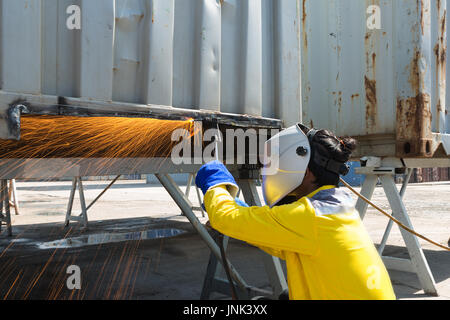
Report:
0,179,448,300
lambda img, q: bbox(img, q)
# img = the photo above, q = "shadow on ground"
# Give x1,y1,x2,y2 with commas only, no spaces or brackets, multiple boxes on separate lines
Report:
16,182,167,192
0,217,270,300
380,244,450,299
0,217,448,300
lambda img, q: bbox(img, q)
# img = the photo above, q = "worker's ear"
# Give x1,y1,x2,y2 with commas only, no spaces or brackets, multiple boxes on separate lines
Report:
304,167,311,179
304,167,317,185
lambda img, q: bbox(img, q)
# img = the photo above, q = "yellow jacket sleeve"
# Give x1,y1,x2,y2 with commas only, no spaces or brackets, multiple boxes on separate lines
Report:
255,245,286,260
204,186,319,256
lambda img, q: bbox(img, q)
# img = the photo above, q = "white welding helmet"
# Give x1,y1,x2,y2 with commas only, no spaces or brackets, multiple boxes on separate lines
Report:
261,124,311,208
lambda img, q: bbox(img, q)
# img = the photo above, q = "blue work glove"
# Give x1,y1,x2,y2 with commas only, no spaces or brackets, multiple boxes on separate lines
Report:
195,160,239,197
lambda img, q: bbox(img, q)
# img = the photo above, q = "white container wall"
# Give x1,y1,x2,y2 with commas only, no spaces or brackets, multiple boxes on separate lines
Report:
300,0,450,158
0,0,449,158
0,0,302,126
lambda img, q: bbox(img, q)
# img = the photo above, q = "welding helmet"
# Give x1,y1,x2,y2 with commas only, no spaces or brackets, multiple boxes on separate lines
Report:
261,123,350,208
261,124,311,208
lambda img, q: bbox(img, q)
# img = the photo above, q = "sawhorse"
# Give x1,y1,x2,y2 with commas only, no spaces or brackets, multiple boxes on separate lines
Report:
355,157,438,296
0,179,20,236
199,178,288,300
65,175,121,229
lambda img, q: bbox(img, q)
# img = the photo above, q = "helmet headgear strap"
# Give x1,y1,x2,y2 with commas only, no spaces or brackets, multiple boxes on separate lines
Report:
299,124,350,176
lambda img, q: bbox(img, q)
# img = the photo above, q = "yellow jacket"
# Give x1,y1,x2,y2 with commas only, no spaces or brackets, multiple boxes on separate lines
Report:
204,185,396,300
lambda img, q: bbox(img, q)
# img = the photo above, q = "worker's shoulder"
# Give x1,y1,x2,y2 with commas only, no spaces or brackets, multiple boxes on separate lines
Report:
306,186,356,217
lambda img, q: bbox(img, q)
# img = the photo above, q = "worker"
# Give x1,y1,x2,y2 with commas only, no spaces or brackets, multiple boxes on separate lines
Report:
195,123,396,300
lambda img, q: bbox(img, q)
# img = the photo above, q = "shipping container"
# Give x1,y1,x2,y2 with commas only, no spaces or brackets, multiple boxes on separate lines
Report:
0,0,449,161
300,0,450,159
411,167,450,182
0,0,296,140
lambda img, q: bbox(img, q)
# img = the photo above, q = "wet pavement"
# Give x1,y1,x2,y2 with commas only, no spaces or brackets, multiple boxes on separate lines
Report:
0,179,449,300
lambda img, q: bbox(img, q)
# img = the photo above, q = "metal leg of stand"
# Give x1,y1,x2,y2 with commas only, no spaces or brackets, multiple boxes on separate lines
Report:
355,174,378,219
77,177,88,228
180,174,194,216
195,184,206,217
378,169,413,255
356,164,438,296
0,182,2,234
379,174,438,296
181,173,205,217
64,177,77,227
238,179,288,298
65,175,121,228
9,180,19,215
0,180,12,236
155,173,266,299
200,178,287,299
200,233,230,299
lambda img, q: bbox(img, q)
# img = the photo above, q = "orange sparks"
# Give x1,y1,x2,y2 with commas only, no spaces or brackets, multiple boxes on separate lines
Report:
0,115,197,159
0,115,201,178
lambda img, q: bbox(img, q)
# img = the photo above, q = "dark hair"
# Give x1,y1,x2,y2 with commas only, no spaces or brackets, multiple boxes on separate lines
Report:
307,129,357,187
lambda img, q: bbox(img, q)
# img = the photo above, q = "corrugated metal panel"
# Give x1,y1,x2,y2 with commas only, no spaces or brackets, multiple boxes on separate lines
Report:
300,0,450,158
411,167,450,182
0,0,449,160
0,0,302,126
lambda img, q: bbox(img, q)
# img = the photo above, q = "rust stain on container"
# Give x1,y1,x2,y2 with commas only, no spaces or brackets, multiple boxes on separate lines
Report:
302,0,307,25
364,76,377,132
396,93,433,157
420,0,425,35
408,50,422,94
351,94,360,112
434,4,447,117
434,42,446,114
302,0,308,49
332,91,343,113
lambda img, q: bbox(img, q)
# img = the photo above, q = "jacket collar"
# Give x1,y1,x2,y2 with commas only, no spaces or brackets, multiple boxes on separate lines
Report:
306,185,336,199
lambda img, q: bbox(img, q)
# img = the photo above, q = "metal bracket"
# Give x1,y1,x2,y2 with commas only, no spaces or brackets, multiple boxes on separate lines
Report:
64,175,121,229
355,159,438,296
8,179,19,216
181,173,205,217
0,180,12,236
64,177,88,229
200,178,287,300
155,173,280,299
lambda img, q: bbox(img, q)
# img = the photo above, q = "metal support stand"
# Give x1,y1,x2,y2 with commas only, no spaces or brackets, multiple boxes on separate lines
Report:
155,173,272,299
0,180,12,236
238,179,288,298
8,179,19,215
64,175,121,229
65,177,88,228
200,178,287,300
181,173,205,217
356,164,438,296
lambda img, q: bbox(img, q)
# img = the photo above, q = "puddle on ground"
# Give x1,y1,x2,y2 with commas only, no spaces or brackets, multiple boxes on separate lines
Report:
37,228,186,249
36,211,65,216
0,238,32,244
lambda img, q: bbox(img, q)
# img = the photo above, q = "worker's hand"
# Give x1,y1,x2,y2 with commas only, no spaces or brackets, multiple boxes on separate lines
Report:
195,160,239,197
